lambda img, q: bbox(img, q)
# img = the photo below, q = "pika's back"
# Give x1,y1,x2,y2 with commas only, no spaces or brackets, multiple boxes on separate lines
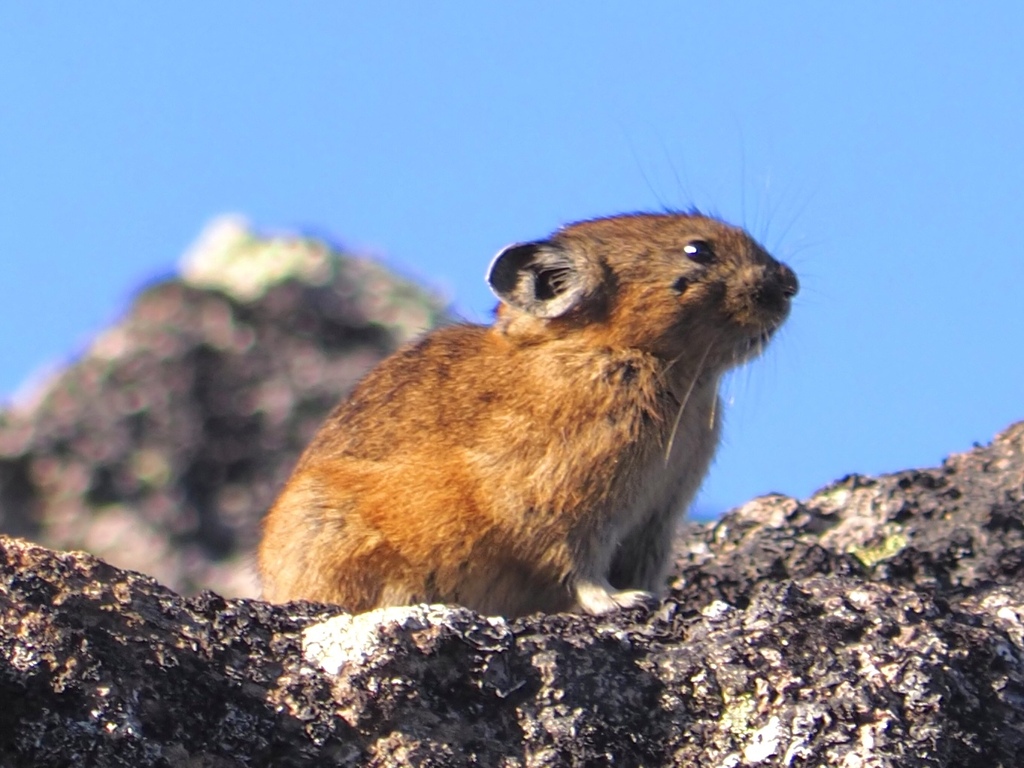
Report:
258,211,797,617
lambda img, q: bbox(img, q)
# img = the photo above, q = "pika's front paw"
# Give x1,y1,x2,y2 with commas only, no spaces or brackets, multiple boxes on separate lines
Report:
575,580,655,615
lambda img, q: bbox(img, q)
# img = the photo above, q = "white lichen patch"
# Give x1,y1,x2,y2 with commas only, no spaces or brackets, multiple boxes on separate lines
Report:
301,604,488,675
178,215,445,343
732,495,799,528
976,589,1024,623
701,599,733,620
815,486,851,511
742,715,783,763
997,606,1022,623
8,641,37,672
179,216,333,302
845,588,879,613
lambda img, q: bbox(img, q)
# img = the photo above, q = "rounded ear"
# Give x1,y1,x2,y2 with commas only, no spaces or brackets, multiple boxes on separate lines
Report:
486,240,595,318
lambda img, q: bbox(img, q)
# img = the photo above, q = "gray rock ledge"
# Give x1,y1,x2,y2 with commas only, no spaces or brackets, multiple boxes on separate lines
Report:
3,421,1024,767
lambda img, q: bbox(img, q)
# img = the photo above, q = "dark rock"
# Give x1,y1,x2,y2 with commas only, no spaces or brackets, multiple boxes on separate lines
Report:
2,422,1024,766
0,218,447,598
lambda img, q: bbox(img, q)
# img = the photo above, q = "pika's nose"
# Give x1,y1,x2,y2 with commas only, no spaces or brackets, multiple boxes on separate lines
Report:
776,263,799,299
758,262,799,314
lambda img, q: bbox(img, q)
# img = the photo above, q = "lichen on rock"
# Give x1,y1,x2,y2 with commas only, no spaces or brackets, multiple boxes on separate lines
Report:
2,422,1024,765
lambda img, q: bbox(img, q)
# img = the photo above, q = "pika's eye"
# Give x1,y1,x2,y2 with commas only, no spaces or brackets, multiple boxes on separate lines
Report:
683,240,715,264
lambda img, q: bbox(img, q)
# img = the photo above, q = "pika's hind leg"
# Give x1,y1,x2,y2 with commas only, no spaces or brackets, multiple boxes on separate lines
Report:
608,509,680,595
573,576,654,615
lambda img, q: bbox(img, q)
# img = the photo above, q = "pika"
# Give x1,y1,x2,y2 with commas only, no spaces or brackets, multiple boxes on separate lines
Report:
258,212,797,618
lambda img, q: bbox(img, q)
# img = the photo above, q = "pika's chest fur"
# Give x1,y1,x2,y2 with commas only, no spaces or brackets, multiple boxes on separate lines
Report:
326,326,718,544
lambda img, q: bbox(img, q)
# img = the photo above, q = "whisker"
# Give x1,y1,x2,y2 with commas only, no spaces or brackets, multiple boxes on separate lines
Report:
664,338,717,464
659,350,687,382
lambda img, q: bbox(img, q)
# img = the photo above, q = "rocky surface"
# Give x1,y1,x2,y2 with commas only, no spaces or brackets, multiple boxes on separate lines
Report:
2,217,1022,764
0,217,446,598
2,422,1023,766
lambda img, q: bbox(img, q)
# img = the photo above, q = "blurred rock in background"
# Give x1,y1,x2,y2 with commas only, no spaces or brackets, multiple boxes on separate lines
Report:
0,217,447,598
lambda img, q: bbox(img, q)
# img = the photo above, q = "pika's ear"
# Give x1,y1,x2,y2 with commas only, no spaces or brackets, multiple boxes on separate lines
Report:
486,240,596,318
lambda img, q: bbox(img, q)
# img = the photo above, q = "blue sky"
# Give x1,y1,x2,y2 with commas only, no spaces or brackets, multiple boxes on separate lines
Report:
2,4,1022,515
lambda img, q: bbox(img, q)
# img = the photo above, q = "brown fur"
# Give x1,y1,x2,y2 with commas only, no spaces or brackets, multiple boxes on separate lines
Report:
258,212,798,617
